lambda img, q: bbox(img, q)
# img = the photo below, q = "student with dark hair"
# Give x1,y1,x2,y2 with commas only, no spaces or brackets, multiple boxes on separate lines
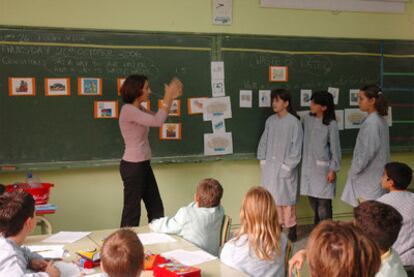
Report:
377,162,414,267
149,178,224,256
257,88,303,241
100,229,144,277
300,91,341,225
354,200,407,277
119,74,183,227
0,191,60,276
341,84,390,207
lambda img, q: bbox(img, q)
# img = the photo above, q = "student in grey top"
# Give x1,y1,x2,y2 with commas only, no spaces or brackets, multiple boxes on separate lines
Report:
377,162,414,267
341,85,390,207
300,91,341,225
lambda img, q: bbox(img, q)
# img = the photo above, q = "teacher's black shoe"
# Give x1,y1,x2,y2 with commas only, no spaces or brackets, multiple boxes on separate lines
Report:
288,225,297,242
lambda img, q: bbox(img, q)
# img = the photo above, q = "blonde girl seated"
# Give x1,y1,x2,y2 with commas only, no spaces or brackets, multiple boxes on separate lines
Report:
220,186,288,277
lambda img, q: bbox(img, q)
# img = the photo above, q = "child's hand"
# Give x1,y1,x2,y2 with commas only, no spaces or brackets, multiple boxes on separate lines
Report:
288,249,306,277
29,258,48,271
327,170,336,183
45,261,60,277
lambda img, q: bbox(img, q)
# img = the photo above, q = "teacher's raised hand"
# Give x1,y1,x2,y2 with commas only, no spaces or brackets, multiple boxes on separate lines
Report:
162,77,183,112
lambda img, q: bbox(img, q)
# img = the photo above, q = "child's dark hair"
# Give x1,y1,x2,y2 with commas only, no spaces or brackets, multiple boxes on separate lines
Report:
120,74,148,104
270,88,299,119
196,178,223,208
310,90,336,125
360,84,388,116
0,191,35,237
101,228,144,277
385,162,413,190
0,184,5,195
353,200,402,251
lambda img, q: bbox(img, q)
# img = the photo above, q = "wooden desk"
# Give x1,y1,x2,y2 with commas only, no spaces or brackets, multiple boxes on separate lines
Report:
27,226,248,277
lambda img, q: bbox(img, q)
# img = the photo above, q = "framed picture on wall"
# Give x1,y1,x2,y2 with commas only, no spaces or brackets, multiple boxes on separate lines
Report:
269,66,288,82
94,101,118,118
78,77,102,96
160,123,182,140
45,78,70,96
8,77,36,96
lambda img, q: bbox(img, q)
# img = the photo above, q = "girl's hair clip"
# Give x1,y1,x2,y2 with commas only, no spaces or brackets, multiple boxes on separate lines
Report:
377,91,383,95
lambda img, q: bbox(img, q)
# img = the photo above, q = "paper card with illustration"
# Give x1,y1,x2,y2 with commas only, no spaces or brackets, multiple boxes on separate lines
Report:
188,97,207,115
160,123,182,140
141,101,150,111
158,100,181,116
8,77,36,96
385,107,392,127
349,89,359,106
94,101,118,119
300,89,312,107
212,0,232,25
211,117,226,133
211,61,225,80
117,78,126,96
45,78,70,96
204,132,233,156
203,96,232,121
239,90,252,108
327,87,339,105
78,78,102,96
345,108,367,129
258,90,271,107
269,66,288,82
211,79,225,97
297,110,310,121
335,110,344,130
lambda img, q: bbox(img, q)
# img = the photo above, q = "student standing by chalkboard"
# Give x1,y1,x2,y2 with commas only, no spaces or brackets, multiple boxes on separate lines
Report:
119,75,183,227
300,91,341,225
341,85,390,207
257,89,303,241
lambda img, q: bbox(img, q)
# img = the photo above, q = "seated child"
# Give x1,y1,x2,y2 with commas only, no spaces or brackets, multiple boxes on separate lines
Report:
0,191,60,277
354,200,407,277
377,161,414,267
100,228,144,277
149,178,224,256
220,186,288,277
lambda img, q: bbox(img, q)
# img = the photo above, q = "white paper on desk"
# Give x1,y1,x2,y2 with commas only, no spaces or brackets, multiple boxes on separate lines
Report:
137,233,176,245
54,261,81,277
42,231,91,243
27,244,65,259
162,249,217,266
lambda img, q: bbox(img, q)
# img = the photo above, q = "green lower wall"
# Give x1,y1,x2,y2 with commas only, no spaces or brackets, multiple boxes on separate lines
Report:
1,152,413,233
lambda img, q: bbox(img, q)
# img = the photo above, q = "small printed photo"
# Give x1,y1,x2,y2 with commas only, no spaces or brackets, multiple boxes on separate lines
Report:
45,78,70,96
78,77,102,96
158,100,181,116
160,123,182,140
269,66,288,82
258,90,271,107
94,101,118,119
117,78,126,96
349,89,359,106
8,77,36,96
239,90,252,108
211,79,225,97
141,101,150,111
188,97,207,115
300,89,312,107
328,87,340,105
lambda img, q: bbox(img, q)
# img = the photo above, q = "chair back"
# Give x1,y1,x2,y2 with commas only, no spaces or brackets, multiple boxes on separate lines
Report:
220,215,232,247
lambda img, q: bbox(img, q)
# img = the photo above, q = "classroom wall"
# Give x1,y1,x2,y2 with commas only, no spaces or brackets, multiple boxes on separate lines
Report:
1,0,413,232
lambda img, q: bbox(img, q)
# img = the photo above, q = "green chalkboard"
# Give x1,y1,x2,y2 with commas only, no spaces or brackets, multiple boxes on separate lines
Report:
0,27,413,170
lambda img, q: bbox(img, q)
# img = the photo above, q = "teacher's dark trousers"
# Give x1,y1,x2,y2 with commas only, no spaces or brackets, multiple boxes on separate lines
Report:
120,160,164,227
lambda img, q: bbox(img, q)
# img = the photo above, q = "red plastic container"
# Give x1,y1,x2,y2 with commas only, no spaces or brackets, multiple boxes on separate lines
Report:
5,183,54,205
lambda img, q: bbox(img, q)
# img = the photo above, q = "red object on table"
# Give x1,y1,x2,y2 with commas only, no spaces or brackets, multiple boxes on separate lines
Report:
153,262,201,277
5,183,53,205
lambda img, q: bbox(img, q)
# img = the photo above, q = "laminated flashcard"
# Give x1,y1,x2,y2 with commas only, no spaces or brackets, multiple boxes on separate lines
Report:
94,101,118,118
158,100,181,116
212,117,226,133
211,79,225,97
328,87,339,105
345,108,367,129
9,77,36,96
204,132,233,156
300,89,312,107
335,110,344,130
188,97,207,115
349,89,359,106
203,96,232,121
385,107,392,127
269,66,288,82
212,0,232,25
78,78,102,96
258,90,271,107
45,78,70,96
211,61,225,80
239,90,252,108
160,123,182,140
117,78,126,96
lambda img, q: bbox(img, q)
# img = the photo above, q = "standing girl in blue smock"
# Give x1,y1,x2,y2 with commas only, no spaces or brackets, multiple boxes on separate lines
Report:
341,85,390,207
300,91,341,225
257,89,303,242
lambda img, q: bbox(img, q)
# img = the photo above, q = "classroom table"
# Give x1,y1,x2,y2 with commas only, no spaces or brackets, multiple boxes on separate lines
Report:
26,226,248,277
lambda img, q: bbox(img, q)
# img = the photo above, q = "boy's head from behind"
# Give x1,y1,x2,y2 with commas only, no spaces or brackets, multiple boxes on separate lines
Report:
307,220,381,277
0,191,35,237
382,162,413,190
195,178,223,208
101,229,144,277
353,200,402,252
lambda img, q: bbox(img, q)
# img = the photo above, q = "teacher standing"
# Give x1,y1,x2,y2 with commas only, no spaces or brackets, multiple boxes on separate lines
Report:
119,74,183,227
